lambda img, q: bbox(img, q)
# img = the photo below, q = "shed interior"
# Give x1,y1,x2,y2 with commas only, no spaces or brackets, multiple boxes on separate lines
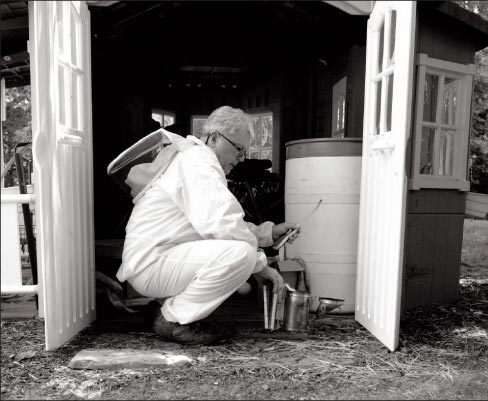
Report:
2,1,487,326
88,1,368,246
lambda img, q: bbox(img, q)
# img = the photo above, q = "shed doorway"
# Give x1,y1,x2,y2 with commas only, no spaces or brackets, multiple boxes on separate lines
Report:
88,0,369,337
27,1,420,351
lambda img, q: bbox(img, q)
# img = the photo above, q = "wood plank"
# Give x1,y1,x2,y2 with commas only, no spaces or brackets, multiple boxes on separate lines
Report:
443,215,464,303
347,44,366,138
0,15,28,31
437,2,488,36
0,298,38,319
417,10,476,65
404,213,464,310
431,215,448,304
420,214,436,306
465,192,488,218
408,189,466,214
404,214,427,310
68,349,193,370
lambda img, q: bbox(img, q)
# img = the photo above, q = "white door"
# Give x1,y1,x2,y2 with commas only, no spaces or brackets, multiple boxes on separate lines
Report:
355,1,416,351
29,1,96,350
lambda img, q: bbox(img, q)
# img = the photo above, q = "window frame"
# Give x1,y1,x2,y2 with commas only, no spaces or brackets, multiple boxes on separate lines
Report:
410,54,475,191
151,108,175,128
367,7,397,152
191,115,209,138
248,111,273,162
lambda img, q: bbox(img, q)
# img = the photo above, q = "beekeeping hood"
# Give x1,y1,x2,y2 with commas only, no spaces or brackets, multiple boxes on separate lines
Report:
107,129,196,204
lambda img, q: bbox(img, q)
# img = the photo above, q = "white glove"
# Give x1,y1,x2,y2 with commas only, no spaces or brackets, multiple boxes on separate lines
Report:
253,265,284,294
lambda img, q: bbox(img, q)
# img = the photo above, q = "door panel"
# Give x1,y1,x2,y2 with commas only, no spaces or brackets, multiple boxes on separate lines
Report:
30,1,95,350
355,1,416,351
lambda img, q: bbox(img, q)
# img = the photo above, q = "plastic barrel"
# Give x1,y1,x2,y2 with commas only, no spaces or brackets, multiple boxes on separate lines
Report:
285,138,362,313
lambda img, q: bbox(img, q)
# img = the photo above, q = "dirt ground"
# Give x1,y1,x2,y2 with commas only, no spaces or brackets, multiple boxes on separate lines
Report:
1,220,487,400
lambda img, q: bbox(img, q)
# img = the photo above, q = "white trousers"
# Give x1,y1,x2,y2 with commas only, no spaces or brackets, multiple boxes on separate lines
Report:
128,240,265,324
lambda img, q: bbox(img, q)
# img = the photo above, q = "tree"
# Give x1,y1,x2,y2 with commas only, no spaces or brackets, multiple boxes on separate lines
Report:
456,1,488,194
2,86,32,187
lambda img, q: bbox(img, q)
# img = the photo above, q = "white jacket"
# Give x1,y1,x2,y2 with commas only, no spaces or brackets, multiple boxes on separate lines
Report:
116,135,274,282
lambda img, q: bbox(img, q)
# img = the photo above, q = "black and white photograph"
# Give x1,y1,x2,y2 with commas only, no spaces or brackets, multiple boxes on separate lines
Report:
1,0,487,399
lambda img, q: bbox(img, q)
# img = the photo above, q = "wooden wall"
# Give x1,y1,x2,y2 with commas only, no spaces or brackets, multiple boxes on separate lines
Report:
312,44,366,140
417,7,476,65
402,5,478,313
402,190,465,312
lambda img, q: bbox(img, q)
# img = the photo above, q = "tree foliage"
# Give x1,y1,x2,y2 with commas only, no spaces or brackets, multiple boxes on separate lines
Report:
2,86,32,187
456,1,488,193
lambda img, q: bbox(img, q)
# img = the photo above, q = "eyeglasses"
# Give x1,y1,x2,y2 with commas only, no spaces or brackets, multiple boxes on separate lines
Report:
207,131,247,161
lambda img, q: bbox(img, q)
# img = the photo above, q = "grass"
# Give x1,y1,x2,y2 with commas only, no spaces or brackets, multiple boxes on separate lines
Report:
461,218,488,268
0,218,486,400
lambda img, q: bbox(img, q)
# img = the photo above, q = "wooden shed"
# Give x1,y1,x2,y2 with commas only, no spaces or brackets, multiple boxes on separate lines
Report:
1,0,487,351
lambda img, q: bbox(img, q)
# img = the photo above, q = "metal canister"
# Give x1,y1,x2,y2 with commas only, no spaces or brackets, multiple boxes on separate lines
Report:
284,290,312,331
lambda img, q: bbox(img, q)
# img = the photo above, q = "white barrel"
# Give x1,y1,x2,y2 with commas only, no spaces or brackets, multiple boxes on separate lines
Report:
285,138,362,313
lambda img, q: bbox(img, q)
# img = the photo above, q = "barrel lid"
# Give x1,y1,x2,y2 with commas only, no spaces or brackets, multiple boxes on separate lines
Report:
286,138,362,159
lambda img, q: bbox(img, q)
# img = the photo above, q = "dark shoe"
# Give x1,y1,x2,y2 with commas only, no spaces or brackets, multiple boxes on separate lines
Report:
153,310,225,345
200,318,238,337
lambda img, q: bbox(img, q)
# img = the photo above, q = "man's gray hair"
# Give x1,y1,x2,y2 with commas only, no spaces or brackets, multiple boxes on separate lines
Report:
202,106,253,139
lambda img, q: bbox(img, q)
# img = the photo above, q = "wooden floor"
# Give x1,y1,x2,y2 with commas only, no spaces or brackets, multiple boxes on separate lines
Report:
0,295,38,319
95,292,265,333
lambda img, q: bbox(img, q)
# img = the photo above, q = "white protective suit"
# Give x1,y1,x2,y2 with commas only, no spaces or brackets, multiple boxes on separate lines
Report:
116,134,274,324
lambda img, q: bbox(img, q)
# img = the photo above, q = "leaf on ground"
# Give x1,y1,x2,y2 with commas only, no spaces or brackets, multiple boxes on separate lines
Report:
16,350,37,361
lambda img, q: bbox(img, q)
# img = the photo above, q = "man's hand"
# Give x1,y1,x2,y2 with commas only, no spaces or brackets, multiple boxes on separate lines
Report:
254,265,284,294
272,222,301,244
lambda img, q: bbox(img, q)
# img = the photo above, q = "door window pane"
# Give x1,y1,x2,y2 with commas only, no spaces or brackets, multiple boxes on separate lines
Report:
377,18,384,73
420,127,435,175
163,114,175,127
442,78,458,125
386,74,394,132
152,113,163,126
71,71,79,130
58,66,66,126
423,74,439,122
439,129,455,176
374,80,382,134
56,2,65,57
388,10,397,67
70,6,81,67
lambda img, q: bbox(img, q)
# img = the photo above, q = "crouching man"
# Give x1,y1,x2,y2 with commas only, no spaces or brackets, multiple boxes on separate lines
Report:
115,106,299,345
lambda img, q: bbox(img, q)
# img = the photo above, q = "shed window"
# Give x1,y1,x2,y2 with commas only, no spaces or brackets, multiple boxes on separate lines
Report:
331,76,347,138
151,109,175,128
191,115,208,139
410,54,475,191
191,112,273,161
249,112,273,162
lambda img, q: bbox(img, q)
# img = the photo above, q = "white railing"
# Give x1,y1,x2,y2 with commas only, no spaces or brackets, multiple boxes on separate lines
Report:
1,186,37,295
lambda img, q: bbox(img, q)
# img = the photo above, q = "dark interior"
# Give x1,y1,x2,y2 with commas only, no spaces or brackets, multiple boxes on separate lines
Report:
88,1,368,242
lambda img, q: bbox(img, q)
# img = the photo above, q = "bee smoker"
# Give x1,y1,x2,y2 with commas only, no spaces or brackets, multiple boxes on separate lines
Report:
283,290,312,331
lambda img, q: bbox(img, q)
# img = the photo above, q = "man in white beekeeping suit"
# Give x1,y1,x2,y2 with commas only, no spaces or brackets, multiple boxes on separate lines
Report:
115,106,300,345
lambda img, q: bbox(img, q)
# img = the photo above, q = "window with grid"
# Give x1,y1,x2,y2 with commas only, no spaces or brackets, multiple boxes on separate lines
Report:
410,54,475,191
249,112,273,161
191,115,208,139
152,109,175,128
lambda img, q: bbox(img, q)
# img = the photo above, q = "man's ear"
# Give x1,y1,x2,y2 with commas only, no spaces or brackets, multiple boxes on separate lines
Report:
207,132,218,147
